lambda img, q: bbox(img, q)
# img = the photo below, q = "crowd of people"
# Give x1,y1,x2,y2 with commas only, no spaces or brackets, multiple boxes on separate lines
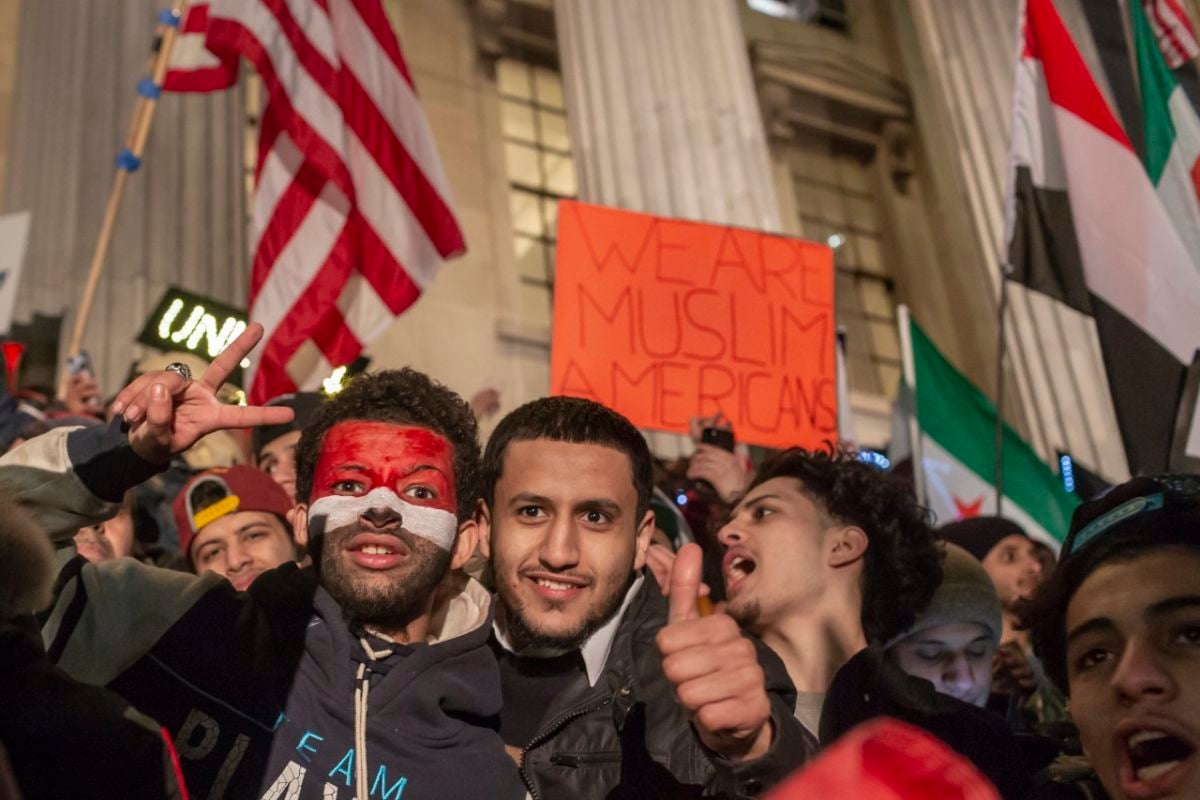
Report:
0,323,1197,800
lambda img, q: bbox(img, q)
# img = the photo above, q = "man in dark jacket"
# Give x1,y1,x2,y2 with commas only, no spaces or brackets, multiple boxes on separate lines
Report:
0,325,525,799
477,397,815,798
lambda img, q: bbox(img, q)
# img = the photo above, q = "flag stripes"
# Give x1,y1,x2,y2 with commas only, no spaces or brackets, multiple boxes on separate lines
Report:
1007,0,1200,474
164,0,464,401
1144,0,1200,69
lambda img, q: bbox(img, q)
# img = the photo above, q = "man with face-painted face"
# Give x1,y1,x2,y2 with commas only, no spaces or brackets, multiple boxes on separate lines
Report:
0,325,525,800
476,397,814,798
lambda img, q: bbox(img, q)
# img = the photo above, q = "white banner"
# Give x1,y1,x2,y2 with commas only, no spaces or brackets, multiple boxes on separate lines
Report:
0,211,32,335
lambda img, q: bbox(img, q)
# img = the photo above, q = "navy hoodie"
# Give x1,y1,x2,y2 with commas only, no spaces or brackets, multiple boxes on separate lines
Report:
4,424,526,799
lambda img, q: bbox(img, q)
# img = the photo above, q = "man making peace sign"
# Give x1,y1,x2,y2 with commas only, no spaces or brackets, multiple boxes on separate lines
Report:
1,325,525,800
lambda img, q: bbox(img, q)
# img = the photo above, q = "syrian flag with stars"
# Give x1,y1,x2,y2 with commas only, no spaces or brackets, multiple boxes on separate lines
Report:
895,316,1078,547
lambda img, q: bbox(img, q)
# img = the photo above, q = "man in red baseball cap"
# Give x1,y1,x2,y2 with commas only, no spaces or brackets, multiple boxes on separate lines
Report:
173,464,300,590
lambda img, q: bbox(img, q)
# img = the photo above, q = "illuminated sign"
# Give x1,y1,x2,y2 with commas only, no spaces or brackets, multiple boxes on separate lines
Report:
138,289,371,391
138,287,249,366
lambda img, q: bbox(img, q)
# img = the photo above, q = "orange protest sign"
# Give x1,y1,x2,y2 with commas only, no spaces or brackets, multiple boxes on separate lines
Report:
551,201,836,450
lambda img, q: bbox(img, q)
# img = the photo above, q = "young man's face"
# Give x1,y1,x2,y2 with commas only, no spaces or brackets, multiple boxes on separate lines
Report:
890,623,997,708
485,439,653,651
258,430,302,503
1065,548,1200,800
190,510,296,591
301,421,467,630
981,534,1043,607
717,477,840,633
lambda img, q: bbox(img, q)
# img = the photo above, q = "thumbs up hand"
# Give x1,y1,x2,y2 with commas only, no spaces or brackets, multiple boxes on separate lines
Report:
655,544,773,762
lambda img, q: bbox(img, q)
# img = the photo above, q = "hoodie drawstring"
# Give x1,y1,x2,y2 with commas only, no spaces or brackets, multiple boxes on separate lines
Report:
354,632,395,800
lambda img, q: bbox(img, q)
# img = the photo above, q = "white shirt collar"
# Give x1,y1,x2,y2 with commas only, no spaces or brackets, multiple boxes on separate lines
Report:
493,574,645,687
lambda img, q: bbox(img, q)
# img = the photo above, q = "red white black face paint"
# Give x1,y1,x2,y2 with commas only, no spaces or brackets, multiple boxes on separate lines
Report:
311,421,457,501
309,487,458,551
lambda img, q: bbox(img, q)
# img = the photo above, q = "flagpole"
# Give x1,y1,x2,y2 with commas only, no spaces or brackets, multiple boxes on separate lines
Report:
995,0,1027,519
897,304,928,508
61,2,186,391
994,265,1012,517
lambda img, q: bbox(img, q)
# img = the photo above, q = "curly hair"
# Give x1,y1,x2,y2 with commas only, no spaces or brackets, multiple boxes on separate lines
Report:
747,448,941,644
293,369,481,521
480,396,653,519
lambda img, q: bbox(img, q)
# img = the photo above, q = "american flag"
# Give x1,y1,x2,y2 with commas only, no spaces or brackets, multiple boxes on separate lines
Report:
164,0,465,402
1142,0,1200,69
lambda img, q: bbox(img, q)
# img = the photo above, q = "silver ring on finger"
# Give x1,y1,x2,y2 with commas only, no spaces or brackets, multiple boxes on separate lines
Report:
164,362,193,382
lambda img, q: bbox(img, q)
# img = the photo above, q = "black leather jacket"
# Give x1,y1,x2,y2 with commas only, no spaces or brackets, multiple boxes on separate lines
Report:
510,573,818,799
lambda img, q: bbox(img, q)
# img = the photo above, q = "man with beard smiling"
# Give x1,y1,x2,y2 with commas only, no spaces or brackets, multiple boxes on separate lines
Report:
477,396,813,799
1031,475,1200,800
0,325,525,800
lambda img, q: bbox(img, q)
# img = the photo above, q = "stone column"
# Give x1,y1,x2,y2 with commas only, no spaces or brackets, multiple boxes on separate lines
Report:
554,0,781,455
555,0,780,230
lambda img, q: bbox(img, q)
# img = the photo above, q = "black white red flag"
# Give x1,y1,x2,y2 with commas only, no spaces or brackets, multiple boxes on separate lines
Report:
1005,0,1200,473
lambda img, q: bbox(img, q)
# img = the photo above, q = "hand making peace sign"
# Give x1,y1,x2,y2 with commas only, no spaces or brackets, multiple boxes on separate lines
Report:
111,323,295,465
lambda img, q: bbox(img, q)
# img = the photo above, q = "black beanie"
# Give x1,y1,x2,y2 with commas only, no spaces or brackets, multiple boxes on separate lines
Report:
251,392,325,457
938,516,1029,562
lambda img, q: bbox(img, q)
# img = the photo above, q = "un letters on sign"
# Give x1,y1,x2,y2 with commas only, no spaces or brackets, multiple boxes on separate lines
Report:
550,201,836,450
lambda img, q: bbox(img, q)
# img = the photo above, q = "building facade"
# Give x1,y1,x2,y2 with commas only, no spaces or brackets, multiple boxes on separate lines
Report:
2,0,1187,479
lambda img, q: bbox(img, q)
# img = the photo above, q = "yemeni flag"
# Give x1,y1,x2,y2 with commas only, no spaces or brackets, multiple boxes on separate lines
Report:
1006,0,1200,475
897,315,1078,546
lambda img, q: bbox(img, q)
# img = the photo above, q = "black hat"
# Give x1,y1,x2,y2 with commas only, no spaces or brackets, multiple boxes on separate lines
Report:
1031,474,1200,691
1060,474,1200,562
251,392,325,457
938,516,1030,562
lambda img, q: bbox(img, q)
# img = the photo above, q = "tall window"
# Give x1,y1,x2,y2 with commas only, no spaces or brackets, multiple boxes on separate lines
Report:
497,58,577,331
789,135,901,398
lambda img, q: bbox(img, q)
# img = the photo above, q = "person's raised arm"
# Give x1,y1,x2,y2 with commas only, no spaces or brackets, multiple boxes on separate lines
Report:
115,322,294,463
0,323,294,542
1,325,297,685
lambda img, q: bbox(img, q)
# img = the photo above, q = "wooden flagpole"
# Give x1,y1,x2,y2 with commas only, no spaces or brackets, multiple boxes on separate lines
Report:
60,1,186,392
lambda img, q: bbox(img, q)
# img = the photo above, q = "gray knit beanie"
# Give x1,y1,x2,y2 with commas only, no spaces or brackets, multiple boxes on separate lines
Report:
886,543,1003,649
